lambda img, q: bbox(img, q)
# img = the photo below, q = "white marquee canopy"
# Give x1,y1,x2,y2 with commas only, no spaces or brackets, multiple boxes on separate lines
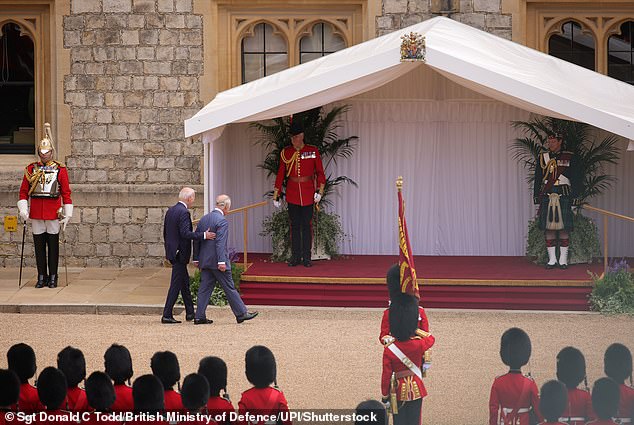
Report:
185,16,634,141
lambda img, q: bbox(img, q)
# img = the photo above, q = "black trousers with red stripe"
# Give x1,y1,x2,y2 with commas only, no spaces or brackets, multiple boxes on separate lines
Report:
287,203,313,262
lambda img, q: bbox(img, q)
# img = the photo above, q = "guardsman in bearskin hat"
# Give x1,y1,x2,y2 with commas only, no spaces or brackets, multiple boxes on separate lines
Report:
0,368,20,411
129,375,168,425
18,123,73,288
36,367,76,424
603,343,634,423
238,345,292,425
539,380,569,424
556,346,595,424
198,356,234,424
150,351,183,412
533,132,581,269
57,346,88,411
83,371,122,424
180,374,210,424
272,118,326,267
590,378,621,425
489,328,541,425
7,343,42,411
380,295,435,425
104,344,134,412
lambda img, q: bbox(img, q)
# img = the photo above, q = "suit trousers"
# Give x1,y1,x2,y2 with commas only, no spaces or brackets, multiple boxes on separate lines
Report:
195,268,247,320
287,203,313,262
162,261,194,318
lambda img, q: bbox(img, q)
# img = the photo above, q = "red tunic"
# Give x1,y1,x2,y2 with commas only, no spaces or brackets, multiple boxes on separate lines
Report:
274,144,326,206
379,306,430,343
616,384,634,422
64,386,89,411
164,389,184,412
18,382,43,412
206,396,234,425
559,388,594,425
489,372,541,425
19,161,72,220
110,384,133,412
237,387,291,425
381,335,435,401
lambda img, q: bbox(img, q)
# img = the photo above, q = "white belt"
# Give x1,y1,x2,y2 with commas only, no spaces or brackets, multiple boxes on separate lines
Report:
502,407,530,414
554,175,570,186
615,419,632,424
558,417,585,422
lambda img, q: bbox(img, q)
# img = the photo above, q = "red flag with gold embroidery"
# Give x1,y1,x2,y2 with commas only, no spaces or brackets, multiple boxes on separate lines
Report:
397,177,420,299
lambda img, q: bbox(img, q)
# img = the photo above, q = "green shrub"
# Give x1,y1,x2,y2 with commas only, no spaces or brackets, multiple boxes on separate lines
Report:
589,260,634,315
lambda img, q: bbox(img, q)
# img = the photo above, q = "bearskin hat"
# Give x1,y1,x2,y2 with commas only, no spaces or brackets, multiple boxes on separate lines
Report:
104,344,133,385
500,328,532,369
388,294,419,341
150,351,180,390
132,374,164,413
592,377,620,420
7,343,36,383
289,120,304,136
539,380,568,422
557,346,586,389
0,369,20,407
181,373,210,412
604,343,632,384
57,346,86,388
37,367,67,410
85,371,115,411
354,399,388,425
198,356,228,397
386,264,402,300
245,345,277,389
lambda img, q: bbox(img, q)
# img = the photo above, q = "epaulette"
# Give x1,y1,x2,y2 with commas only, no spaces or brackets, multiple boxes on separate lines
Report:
51,160,66,168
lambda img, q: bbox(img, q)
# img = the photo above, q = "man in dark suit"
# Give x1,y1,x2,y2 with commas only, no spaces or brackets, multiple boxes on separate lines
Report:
192,194,258,325
162,187,215,324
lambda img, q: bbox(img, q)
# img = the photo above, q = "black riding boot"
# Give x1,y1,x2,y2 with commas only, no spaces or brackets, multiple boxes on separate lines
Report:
33,233,48,288
47,233,59,288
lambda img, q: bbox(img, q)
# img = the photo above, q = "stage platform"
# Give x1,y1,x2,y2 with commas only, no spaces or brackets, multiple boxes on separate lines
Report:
239,254,604,311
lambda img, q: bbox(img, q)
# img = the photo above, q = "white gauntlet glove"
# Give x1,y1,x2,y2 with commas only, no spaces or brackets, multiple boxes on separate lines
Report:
313,193,322,203
59,204,73,230
17,200,29,222
273,199,281,208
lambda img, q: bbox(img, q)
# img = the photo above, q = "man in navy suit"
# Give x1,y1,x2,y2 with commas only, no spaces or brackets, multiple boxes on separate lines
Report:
192,194,258,325
162,187,215,324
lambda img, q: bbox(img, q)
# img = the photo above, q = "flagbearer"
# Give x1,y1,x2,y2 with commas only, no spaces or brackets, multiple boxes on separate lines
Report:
18,123,73,288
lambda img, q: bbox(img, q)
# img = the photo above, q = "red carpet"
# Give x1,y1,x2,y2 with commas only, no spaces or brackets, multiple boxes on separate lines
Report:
238,254,605,311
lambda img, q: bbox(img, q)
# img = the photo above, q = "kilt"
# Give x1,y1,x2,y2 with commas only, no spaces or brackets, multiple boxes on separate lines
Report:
538,186,574,231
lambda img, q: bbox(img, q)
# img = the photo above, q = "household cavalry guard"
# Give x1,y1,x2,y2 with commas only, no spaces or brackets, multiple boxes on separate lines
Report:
18,123,73,288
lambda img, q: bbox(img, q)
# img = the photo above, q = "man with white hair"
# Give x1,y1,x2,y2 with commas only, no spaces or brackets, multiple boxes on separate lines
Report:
162,187,215,324
192,194,258,324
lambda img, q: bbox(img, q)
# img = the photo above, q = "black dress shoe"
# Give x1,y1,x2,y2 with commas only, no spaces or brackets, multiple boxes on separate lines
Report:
545,263,557,270
35,275,47,288
161,317,181,324
288,259,300,267
303,260,312,267
236,311,258,323
48,274,58,288
559,263,568,270
194,318,213,325
185,314,195,321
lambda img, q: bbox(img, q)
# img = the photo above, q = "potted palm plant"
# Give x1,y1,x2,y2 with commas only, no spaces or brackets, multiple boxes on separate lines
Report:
510,116,621,264
254,105,358,262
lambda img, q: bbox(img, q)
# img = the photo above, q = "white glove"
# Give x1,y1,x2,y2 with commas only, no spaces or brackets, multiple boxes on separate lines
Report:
59,204,73,230
17,200,29,222
273,199,281,208
313,193,322,203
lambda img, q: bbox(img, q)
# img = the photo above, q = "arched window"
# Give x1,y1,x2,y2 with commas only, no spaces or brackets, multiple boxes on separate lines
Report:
0,21,35,154
299,22,346,63
548,21,596,71
241,22,288,83
608,21,634,85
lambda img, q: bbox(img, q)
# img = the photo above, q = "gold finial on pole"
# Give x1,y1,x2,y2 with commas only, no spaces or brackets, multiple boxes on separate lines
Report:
396,176,403,192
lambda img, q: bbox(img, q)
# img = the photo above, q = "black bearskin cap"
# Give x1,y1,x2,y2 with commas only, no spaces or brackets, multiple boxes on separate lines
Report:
245,346,276,389
85,371,115,411
150,351,180,390
556,346,586,389
386,264,402,300
604,343,632,384
592,377,620,419
57,346,86,388
198,356,228,397
388,294,419,341
104,344,133,385
181,373,210,412
37,367,67,409
7,343,36,383
500,328,532,369
355,399,388,425
539,380,568,422
289,120,304,136
133,374,164,412
0,369,20,407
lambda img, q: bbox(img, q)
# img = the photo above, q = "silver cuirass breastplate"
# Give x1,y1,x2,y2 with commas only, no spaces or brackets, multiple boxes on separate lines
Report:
31,164,60,198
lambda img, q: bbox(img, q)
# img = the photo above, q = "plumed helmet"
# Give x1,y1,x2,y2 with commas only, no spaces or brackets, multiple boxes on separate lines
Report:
150,351,180,390
539,380,568,422
7,343,37,383
37,367,67,410
198,356,228,397
57,346,86,388
132,374,164,413
604,343,633,383
500,328,532,369
592,377,620,420
388,294,419,341
245,345,276,389
85,371,115,411
37,137,54,155
0,369,20,407
556,346,586,389
181,373,210,412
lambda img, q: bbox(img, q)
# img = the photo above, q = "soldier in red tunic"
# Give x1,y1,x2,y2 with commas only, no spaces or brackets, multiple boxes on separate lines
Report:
57,346,89,411
272,120,326,267
18,124,73,288
198,357,234,425
151,351,184,412
7,343,42,412
180,373,216,425
35,367,75,425
489,328,541,425
589,378,621,425
83,371,123,424
556,347,594,425
0,368,20,418
104,344,134,412
128,375,168,425
604,343,634,423
533,133,581,269
539,380,569,425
